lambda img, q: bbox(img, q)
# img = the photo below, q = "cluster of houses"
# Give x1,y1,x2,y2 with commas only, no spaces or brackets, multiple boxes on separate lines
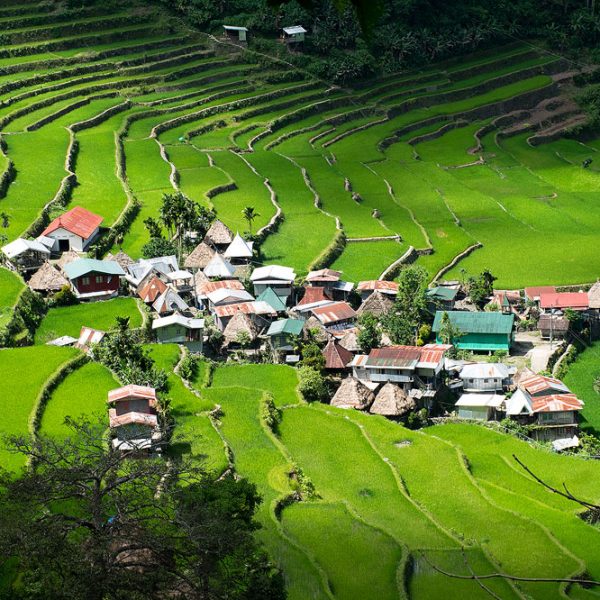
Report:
1,206,593,451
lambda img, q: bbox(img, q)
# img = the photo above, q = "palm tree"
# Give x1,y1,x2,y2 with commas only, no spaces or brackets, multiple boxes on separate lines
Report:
241,206,260,235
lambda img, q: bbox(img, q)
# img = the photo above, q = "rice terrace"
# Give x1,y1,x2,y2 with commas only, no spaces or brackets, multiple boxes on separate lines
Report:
2,0,600,598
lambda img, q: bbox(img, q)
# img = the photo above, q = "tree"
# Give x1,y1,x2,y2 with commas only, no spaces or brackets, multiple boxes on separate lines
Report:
382,310,415,345
159,192,205,260
143,216,163,239
437,311,463,346
301,341,325,371
142,237,177,259
0,419,285,600
298,365,328,402
467,269,496,307
357,313,381,352
0,211,10,245
395,265,429,328
241,206,260,235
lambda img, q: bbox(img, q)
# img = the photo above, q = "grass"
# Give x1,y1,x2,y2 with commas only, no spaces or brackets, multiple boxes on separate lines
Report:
0,268,24,330
0,345,78,472
35,298,143,344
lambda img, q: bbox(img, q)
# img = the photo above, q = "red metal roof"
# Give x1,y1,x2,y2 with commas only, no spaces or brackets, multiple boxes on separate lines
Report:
524,286,556,299
539,292,588,310
298,286,332,306
357,280,398,293
306,268,341,282
365,344,448,369
108,385,157,403
198,279,244,296
532,393,583,413
322,338,353,370
311,301,356,325
213,301,276,318
137,276,167,303
520,374,570,396
41,206,103,239
109,410,158,428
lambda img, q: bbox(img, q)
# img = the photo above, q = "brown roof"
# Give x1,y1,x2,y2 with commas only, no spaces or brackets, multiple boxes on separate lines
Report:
524,285,556,299
137,276,168,303
42,206,103,239
56,250,81,272
297,286,332,306
357,280,398,293
330,377,374,410
28,261,68,292
108,385,156,403
356,290,394,317
312,301,356,325
204,219,233,246
106,250,134,270
532,393,584,413
369,382,416,416
339,328,360,352
109,409,158,428
306,268,341,282
322,338,354,370
538,314,569,332
223,311,258,344
589,281,600,310
197,278,244,297
303,315,329,342
184,241,215,270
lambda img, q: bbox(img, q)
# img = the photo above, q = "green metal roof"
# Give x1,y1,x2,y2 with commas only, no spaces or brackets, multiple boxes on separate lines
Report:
432,311,514,335
64,258,125,280
426,286,458,301
257,286,287,312
267,318,304,337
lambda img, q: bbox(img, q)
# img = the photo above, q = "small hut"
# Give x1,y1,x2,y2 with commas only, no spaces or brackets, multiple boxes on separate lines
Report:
303,315,329,343
322,338,353,372
184,241,215,271
106,250,134,271
339,328,360,353
204,253,235,279
330,377,375,410
369,382,416,418
56,250,81,273
223,310,258,346
204,219,234,250
223,25,248,43
588,281,600,310
356,290,394,317
28,261,68,294
282,25,306,45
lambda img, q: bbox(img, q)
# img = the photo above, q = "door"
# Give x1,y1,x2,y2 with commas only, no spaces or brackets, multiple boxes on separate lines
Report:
58,239,70,252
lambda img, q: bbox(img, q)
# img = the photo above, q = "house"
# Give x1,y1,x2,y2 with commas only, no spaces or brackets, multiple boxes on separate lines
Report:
322,338,353,373
350,344,449,392
152,288,189,315
524,285,556,304
27,261,68,295
432,311,514,353
184,241,215,271
63,258,124,300
224,233,253,263
257,286,287,313
125,255,178,289
196,278,245,305
152,314,204,352
293,286,335,314
282,25,306,44
166,269,194,293
223,311,258,346
311,301,356,331
539,291,589,312
369,382,416,418
538,313,569,340
455,393,505,420
137,276,168,304
203,253,235,279
302,315,329,343
331,377,375,410
40,206,103,252
207,287,254,309
105,250,134,271
204,219,234,251
459,362,514,392
305,268,353,300
266,318,304,355
213,301,277,331
426,286,458,312
2,238,50,273
356,280,398,301
223,25,248,43
506,374,584,444
356,291,394,317
107,385,160,452
251,265,296,303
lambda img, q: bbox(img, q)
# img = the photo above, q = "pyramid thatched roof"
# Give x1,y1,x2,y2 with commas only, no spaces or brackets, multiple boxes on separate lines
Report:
106,250,134,270
184,242,215,270
357,290,394,317
339,328,360,352
303,315,329,343
28,262,68,292
323,338,353,370
330,377,374,410
56,250,81,272
589,281,600,310
223,311,258,345
369,382,416,416
204,220,233,246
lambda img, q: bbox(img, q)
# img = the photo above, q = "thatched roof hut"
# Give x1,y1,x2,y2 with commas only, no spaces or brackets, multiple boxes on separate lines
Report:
339,328,360,352
28,261,68,292
204,220,233,247
322,338,353,371
330,377,374,410
589,281,600,310
303,315,329,343
56,250,81,272
184,242,215,270
223,311,258,345
106,250,134,270
356,290,394,317
369,382,416,417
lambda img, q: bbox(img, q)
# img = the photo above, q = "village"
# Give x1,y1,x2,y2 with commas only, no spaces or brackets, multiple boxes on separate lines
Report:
2,203,597,455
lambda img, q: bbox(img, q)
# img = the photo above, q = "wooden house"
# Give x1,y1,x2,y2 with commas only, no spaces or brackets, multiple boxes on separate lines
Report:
63,258,124,300
152,314,204,352
305,268,353,300
257,286,287,313
40,206,103,253
538,313,569,340
2,238,50,273
213,300,276,332
184,241,215,271
152,288,189,315
223,311,258,347
224,233,253,264
223,25,248,43
310,301,356,331
293,286,335,315
432,311,514,353
137,276,168,304
356,291,394,317
322,338,353,373
266,318,304,354
426,286,458,312
203,253,235,279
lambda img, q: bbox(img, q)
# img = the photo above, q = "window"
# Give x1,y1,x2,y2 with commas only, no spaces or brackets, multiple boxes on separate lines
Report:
82,276,90,285
95,275,103,284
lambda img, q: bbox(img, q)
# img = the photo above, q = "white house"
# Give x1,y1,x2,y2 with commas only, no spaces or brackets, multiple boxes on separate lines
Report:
455,393,505,420
459,363,514,393
250,265,296,303
40,206,103,252
2,238,50,272
152,314,204,352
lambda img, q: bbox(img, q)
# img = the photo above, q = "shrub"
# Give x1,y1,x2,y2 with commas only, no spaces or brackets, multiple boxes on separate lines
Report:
179,353,198,381
50,285,79,308
261,392,281,434
298,366,328,403
142,237,177,259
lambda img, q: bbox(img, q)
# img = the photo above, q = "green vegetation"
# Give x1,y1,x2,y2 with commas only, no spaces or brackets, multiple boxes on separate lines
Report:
0,268,24,331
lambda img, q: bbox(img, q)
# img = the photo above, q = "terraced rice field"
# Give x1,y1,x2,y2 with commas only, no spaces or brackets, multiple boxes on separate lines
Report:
0,1,598,285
